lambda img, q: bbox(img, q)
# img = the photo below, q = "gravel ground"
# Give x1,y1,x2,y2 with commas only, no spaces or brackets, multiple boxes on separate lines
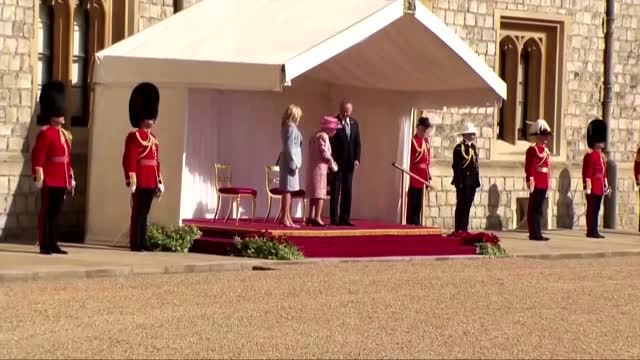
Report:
1,257,640,359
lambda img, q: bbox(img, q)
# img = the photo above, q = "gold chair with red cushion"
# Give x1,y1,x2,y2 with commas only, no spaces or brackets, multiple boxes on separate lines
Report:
214,163,257,223
264,165,306,223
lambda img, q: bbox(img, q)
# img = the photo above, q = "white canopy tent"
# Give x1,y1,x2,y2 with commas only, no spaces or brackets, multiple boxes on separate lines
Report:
85,0,506,245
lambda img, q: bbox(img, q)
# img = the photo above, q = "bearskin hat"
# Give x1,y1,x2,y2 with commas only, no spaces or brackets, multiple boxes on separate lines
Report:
587,118,607,149
129,82,160,128
528,119,552,136
37,80,66,126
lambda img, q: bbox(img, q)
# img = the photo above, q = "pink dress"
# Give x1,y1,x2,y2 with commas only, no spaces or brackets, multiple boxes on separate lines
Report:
307,131,337,199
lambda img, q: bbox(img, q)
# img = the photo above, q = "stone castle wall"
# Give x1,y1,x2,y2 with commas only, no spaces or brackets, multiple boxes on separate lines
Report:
0,0,638,242
0,0,36,241
421,0,640,231
423,162,639,232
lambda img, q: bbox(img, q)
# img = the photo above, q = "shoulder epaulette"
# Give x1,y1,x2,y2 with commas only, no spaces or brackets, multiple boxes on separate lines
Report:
60,128,72,144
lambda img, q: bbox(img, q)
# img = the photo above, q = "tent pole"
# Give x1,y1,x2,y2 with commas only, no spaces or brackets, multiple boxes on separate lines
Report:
603,0,616,229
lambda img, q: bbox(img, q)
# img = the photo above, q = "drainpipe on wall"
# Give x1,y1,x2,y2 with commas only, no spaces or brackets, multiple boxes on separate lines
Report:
603,0,617,229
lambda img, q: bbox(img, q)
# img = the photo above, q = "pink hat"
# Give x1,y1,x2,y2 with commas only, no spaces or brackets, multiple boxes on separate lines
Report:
321,116,342,130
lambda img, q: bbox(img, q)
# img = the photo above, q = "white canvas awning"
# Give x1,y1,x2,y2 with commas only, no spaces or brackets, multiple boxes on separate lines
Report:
95,0,506,106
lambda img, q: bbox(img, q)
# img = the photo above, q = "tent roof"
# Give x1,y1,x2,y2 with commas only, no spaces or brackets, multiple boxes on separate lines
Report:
95,0,506,106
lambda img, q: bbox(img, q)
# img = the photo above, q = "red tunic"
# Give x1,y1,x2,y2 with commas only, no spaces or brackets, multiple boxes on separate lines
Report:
409,135,430,188
31,126,73,189
122,129,162,189
582,150,608,196
524,144,550,190
634,147,640,185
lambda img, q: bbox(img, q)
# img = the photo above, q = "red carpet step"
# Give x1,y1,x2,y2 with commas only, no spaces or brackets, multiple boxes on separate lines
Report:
183,218,477,258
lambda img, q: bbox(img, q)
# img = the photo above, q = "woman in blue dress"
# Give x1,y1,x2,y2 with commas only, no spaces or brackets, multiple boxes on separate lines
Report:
278,104,303,228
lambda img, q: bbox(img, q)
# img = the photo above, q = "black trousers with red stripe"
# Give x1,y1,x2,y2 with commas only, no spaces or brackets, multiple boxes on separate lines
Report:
527,187,547,239
585,193,603,236
130,188,156,250
38,186,67,251
407,186,424,226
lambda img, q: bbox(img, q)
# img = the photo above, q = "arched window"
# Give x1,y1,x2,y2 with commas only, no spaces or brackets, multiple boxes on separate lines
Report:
37,2,54,94
496,16,565,154
518,38,543,141
71,3,90,126
498,36,518,144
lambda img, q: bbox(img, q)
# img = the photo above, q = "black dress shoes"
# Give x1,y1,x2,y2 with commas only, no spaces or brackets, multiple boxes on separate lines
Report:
142,243,154,252
339,221,356,227
308,219,326,227
51,246,68,255
39,247,52,255
587,233,605,239
529,236,549,241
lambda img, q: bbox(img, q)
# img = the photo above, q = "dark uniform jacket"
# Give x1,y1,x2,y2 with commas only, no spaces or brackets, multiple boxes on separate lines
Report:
451,140,480,189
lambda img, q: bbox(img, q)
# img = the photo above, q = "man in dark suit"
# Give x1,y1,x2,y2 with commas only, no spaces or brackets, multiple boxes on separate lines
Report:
329,100,361,226
451,123,481,232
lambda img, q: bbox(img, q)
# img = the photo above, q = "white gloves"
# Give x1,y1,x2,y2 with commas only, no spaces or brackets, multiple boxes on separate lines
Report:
156,183,165,199
34,168,44,189
584,189,591,195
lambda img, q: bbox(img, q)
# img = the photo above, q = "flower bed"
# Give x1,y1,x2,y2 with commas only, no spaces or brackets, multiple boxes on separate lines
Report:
449,231,509,258
229,231,304,260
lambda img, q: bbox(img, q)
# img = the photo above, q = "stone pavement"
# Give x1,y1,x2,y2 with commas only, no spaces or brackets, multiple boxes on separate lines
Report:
497,229,640,258
0,228,638,283
0,243,275,283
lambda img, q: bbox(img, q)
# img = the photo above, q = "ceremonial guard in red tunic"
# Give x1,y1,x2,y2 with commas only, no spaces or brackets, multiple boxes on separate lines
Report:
123,83,164,252
31,80,75,255
451,123,480,232
524,119,552,241
635,145,640,232
582,119,609,239
406,117,432,226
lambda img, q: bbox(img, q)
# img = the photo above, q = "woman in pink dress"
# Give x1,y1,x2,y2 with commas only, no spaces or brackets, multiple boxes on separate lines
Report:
306,116,341,226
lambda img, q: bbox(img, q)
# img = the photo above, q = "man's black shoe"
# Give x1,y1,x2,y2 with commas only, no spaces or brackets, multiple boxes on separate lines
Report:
529,236,549,241
51,246,68,255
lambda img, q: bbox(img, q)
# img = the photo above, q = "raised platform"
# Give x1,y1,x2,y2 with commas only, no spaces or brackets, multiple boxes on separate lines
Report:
183,218,477,258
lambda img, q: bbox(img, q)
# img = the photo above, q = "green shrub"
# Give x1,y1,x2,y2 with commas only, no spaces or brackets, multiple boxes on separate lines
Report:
229,231,304,260
476,242,509,258
146,224,201,253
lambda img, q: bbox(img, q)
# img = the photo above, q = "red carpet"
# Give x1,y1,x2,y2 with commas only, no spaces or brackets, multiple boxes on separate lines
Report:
183,218,477,258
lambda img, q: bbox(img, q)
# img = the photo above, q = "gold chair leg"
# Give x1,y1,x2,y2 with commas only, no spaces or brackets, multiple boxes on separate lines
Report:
235,196,241,224
224,197,233,223
264,195,272,223
301,198,307,224
251,196,256,223
213,195,221,221
274,198,282,223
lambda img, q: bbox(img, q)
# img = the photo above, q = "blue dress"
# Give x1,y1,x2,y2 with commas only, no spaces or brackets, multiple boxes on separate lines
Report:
278,124,303,192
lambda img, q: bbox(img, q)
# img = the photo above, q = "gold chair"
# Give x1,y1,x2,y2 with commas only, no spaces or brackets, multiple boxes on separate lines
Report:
213,163,257,223
264,165,307,223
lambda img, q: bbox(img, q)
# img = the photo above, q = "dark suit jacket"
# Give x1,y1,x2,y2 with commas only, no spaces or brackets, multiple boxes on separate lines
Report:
451,141,480,189
330,114,361,172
